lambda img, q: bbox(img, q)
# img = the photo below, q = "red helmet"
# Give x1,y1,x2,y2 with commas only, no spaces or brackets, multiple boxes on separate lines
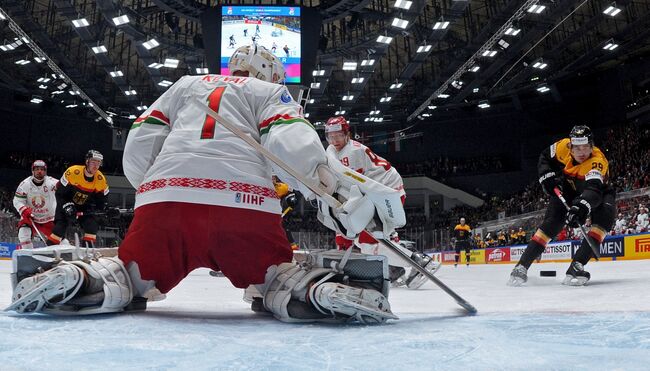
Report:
324,116,349,134
31,160,47,171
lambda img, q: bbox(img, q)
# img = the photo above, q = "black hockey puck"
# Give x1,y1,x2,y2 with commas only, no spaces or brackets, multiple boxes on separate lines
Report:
540,270,557,277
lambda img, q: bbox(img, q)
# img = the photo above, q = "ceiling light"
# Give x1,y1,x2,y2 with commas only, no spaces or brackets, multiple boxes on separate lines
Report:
30,97,43,104
34,57,45,63
603,42,619,51
342,95,355,101
65,104,78,108
72,18,89,28
15,59,30,65
473,88,480,93
137,105,148,111
142,39,160,50
438,93,450,98
537,84,550,93
376,35,393,44
195,67,209,74
68,90,80,95
498,39,510,49
0,44,15,51
379,96,392,103
307,99,315,104
312,69,325,76
482,50,497,57
37,77,51,83
427,105,437,110
527,4,546,13
38,84,48,89
370,110,381,115
433,21,450,30
124,89,137,96
343,61,358,71
310,82,321,89
361,59,376,66
334,110,346,115
110,70,124,77
112,15,130,26
304,113,310,118
394,0,413,10
391,17,409,29
158,80,173,87
478,100,491,109
92,45,107,54
532,61,548,69
164,58,179,68
504,27,521,36
417,45,432,53
469,65,480,72
390,82,403,89
603,4,621,16
351,77,364,84
148,62,164,69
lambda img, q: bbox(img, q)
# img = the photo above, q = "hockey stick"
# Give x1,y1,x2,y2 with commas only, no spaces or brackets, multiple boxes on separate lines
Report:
30,218,48,244
192,98,478,314
553,187,600,260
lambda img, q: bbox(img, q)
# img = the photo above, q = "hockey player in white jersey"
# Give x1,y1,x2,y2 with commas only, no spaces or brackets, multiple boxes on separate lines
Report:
13,160,58,249
6,45,404,324
324,116,440,289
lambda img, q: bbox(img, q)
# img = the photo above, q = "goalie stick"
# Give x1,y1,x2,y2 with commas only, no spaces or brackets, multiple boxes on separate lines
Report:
553,187,600,260
191,98,478,314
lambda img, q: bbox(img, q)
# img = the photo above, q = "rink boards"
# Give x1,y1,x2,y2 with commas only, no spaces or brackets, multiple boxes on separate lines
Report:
435,232,650,265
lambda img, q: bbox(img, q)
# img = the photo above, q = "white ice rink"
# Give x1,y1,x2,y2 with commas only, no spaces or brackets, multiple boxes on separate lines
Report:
221,22,301,59
1,259,649,370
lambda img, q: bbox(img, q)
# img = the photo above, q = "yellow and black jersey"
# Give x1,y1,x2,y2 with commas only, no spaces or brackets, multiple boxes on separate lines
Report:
274,182,290,198
540,137,612,198
453,224,472,241
57,165,109,209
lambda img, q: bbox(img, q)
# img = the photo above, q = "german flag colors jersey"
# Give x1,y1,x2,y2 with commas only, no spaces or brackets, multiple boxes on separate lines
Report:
58,165,109,208
454,224,472,241
542,138,609,194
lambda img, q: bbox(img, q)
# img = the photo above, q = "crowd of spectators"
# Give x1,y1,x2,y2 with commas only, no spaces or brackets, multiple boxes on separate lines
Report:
1,151,123,177
396,155,508,179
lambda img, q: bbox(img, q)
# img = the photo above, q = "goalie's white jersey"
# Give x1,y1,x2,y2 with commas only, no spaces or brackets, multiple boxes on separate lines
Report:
326,140,405,197
123,74,327,214
13,176,58,223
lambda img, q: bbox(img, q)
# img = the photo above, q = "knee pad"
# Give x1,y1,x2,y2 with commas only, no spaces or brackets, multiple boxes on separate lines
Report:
18,226,33,243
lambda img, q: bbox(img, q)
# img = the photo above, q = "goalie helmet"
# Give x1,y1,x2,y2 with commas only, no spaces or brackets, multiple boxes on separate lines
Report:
324,116,350,134
569,125,593,146
85,149,103,164
228,45,286,84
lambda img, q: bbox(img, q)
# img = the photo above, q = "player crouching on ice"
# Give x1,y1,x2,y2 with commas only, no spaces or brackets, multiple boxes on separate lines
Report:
5,45,404,325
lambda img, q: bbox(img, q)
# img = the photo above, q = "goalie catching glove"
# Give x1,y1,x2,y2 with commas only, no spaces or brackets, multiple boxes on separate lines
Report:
313,154,406,239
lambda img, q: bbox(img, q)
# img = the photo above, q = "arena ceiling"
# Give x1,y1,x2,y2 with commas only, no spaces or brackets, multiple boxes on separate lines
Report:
0,0,648,129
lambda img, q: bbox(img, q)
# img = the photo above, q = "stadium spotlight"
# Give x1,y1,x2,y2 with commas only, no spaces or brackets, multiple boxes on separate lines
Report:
433,21,450,30
112,15,130,26
391,17,409,29
603,3,622,16
72,18,89,28
342,61,358,71
536,84,550,93
527,4,546,13
310,82,321,89
478,100,491,109
603,40,619,51
532,59,548,69
417,44,432,53
142,39,160,50
376,35,393,44
92,45,108,54
482,50,497,57
504,26,521,36
163,58,179,68
394,0,413,10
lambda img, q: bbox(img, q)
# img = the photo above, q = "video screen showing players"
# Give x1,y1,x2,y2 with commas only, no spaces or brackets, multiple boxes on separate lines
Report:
221,6,301,83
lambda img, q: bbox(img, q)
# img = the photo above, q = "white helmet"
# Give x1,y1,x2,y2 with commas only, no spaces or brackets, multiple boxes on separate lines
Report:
228,45,286,84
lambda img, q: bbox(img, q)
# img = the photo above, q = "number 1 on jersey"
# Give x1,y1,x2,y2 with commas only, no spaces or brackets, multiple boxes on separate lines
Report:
200,86,227,139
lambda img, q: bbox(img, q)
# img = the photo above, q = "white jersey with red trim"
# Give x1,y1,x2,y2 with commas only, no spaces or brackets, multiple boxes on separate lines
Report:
326,140,404,196
13,176,58,223
123,74,327,214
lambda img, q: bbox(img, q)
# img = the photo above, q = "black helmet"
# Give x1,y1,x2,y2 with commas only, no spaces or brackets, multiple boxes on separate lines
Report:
85,149,104,163
569,125,593,146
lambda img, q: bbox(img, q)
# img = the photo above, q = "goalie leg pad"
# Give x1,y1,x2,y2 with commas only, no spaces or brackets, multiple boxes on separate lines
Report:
7,262,85,313
258,250,397,324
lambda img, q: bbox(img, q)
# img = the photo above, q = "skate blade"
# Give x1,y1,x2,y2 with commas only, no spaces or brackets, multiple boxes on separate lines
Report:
507,276,526,287
332,296,399,323
562,275,589,286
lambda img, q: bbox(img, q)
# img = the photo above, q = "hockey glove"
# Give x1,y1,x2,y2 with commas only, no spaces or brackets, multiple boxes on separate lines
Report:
539,171,562,196
62,202,77,218
20,207,33,221
566,198,591,227
284,193,297,208
105,207,121,219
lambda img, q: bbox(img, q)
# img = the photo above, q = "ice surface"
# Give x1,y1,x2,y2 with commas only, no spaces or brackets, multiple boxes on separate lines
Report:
1,259,649,370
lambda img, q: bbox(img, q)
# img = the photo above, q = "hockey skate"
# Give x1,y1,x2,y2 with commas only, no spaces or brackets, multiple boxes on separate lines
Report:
562,261,590,286
6,262,84,313
401,252,441,290
309,282,397,324
388,265,406,287
507,264,528,286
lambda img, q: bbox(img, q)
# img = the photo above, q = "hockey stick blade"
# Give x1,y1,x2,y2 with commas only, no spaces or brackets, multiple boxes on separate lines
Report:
553,188,600,260
377,238,477,314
